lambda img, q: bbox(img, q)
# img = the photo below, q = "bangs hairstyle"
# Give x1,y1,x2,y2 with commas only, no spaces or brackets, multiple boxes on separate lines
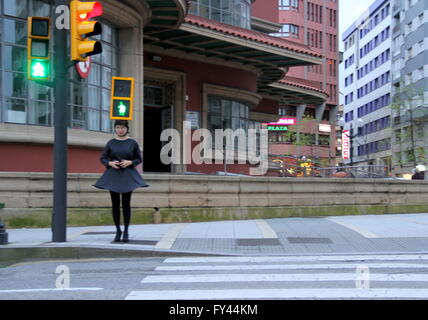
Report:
114,120,129,133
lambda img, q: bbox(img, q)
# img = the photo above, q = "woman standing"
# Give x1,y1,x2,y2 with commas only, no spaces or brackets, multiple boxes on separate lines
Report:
93,120,149,243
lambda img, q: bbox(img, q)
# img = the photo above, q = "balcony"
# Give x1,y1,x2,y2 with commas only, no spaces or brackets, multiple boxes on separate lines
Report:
398,106,428,124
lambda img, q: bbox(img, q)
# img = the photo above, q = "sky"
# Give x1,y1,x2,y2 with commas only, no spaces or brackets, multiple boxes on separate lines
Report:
339,0,377,50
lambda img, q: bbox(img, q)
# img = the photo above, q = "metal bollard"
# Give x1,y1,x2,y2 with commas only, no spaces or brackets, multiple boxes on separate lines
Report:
0,220,8,245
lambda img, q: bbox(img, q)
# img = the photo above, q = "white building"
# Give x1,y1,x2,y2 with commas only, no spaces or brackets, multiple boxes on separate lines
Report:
340,0,393,172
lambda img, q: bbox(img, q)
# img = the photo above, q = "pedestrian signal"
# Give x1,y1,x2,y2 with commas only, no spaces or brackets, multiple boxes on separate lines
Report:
27,17,51,81
110,77,134,120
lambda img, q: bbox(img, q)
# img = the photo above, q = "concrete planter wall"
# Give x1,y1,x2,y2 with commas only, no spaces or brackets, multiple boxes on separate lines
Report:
0,172,427,227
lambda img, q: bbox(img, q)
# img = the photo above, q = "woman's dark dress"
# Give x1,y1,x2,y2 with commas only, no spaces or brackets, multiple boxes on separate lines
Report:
93,138,149,193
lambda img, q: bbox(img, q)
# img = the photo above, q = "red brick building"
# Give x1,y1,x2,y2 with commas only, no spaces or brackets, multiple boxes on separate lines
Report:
253,0,340,173
0,0,330,177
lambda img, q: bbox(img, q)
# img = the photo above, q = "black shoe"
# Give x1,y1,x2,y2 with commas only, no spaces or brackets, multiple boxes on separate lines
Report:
123,231,129,243
114,230,122,242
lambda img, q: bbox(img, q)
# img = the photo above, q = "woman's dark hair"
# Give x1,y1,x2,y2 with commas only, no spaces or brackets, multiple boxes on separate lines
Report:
114,120,129,133
113,120,129,134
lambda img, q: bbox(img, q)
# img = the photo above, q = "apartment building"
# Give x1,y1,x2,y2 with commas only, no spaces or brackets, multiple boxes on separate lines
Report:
341,0,393,171
390,0,428,177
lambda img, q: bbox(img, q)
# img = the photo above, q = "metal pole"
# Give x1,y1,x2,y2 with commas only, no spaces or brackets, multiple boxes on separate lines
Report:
52,0,68,242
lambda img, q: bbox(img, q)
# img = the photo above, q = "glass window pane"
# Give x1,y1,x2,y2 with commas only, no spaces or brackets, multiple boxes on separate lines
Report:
208,115,222,131
5,98,26,123
88,108,100,131
102,112,112,132
88,63,100,85
32,81,52,101
28,100,51,126
88,85,100,108
102,89,111,111
102,44,112,66
102,24,112,43
102,66,111,88
4,72,28,98
208,97,221,113
231,101,240,117
70,82,86,106
3,45,26,72
4,18,27,45
4,0,28,18
222,99,231,115
240,103,246,117
71,105,86,129
232,118,240,130
31,0,50,16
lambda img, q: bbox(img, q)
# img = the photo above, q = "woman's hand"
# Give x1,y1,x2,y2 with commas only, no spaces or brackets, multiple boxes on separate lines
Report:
108,161,121,169
119,160,133,168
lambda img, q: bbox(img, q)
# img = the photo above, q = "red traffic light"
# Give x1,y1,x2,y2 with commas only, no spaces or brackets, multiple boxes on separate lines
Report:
77,2,103,21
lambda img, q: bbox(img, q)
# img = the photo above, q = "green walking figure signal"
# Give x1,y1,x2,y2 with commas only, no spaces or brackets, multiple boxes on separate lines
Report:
110,77,134,120
27,17,51,81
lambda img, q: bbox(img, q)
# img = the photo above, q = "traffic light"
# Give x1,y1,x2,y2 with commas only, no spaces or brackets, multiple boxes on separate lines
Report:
110,77,135,120
27,17,51,81
70,0,103,61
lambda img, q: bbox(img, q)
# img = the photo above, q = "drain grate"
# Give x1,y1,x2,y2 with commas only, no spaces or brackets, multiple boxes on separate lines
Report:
287,237,332,244
236,238,281,246
109,240,158,245
127,240,158,245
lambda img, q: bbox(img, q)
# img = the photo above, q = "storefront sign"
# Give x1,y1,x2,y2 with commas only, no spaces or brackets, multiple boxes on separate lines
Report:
264,117,297,126
267,125,288,131
319,123,331,133
342,130,350,160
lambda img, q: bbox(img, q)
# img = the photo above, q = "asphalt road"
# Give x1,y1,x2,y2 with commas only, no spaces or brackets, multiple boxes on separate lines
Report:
2,253,428,300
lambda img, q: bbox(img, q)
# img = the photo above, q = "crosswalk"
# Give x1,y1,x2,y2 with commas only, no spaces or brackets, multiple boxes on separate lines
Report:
125,254,428,300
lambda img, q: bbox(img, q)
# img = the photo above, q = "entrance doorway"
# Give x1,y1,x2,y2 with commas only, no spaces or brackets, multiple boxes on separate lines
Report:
143,105,172,173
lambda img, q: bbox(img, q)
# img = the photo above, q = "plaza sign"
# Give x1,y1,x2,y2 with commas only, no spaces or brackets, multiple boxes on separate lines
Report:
267,125,289,131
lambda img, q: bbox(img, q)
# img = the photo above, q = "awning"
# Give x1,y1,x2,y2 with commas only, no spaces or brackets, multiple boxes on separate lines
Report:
144,0,189,32
259,76,328,105
143,14,323,87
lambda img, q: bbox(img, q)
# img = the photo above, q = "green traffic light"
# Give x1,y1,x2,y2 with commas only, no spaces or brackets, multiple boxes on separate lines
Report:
30,60,49,79
118,101,127,116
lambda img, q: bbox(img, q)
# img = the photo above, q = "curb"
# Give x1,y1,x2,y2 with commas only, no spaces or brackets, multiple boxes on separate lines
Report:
0,245,230,267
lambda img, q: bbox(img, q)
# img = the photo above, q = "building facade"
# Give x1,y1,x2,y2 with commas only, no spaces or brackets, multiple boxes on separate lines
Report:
0,0,327,176
341,0,393,172
264,0,339,172
390,0,428,177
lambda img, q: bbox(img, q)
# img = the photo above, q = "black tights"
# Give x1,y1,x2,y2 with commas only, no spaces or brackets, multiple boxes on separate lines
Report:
109,191,132,232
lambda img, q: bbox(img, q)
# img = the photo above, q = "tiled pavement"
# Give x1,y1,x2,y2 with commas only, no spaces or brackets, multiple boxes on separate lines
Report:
3,213,428,256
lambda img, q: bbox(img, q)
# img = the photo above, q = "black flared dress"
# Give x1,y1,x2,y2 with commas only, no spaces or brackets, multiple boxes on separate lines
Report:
93,138,149,193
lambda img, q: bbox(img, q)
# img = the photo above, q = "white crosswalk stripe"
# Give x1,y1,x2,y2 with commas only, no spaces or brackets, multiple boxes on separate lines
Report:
125,254,428,300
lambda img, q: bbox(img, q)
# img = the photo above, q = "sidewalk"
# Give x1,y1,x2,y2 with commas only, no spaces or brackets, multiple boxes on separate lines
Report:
3,213,428,262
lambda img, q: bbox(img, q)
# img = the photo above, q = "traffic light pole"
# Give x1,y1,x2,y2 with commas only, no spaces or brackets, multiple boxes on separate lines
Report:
52,0,68,242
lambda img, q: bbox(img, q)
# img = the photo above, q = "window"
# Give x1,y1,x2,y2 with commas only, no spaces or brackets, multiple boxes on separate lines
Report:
207,96,250,151
0,0,117,132
189,0,251,29
279,0,299,11
273,24,299,38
